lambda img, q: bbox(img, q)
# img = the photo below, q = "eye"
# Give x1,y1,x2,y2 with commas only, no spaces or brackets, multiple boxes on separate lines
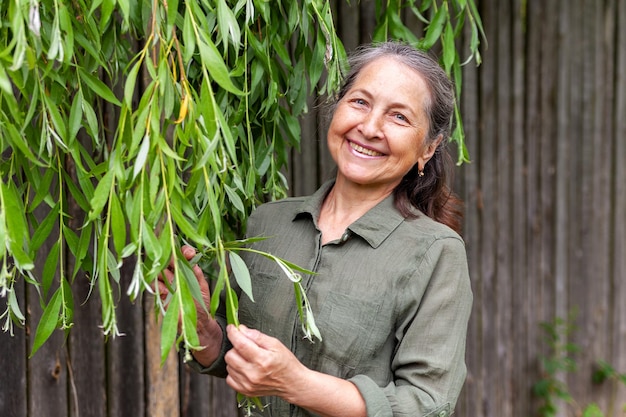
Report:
351,98,367,106
393,112,408,122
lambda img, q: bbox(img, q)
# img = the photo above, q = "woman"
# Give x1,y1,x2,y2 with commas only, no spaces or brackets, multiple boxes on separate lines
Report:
160,41,473,417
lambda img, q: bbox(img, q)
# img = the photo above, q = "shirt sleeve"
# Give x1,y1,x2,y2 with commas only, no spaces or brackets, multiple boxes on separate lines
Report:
349,236,473,417
184,312,231,378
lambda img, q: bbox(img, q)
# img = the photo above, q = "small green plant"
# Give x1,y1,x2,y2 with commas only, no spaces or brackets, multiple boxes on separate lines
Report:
533,312,626,417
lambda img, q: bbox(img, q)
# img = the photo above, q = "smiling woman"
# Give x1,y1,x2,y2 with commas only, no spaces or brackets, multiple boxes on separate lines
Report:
159,41,473,417
323,56,438,237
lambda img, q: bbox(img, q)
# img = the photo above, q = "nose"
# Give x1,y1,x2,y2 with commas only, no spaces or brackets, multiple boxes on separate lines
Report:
358,110,384,140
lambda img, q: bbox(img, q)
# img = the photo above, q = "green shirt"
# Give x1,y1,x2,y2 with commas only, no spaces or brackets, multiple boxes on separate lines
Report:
195,181,473,417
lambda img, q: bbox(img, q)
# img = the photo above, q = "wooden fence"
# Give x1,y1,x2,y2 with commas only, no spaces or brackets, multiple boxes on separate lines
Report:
1,1,626,416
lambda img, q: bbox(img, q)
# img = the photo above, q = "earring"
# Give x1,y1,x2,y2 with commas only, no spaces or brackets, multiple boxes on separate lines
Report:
418,169,425,177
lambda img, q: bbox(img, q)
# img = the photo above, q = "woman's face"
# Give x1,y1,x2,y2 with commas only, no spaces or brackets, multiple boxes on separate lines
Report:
327,57,439,192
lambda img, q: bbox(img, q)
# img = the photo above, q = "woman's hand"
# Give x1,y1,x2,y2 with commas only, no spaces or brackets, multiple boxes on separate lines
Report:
157,245,223,367
225,324,367,417
225,324,307,399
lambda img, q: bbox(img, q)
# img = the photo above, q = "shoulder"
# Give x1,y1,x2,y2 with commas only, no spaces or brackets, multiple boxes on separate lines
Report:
401,212,465,248
246,196,310,237
249,196,306,223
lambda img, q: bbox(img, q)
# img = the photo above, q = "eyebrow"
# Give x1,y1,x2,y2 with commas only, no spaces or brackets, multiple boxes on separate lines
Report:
348,88,420,121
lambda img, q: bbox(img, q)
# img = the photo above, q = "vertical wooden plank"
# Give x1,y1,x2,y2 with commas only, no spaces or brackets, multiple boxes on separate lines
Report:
291,94,322,197
208,377,238,417
107,261,145,417
494,1,514,415
524,2,552,413
552,2,575,417
612,0,626,410
552,0,572,348
145,296,180,417
180,362,237,417
67,277,106,417
65,153,107,417
476,0,501,414
0,278,27,417
508,1,532,416
180,365,211,417
336,0,361,52
358,1,377,44
456,8,483,415
27,206,68,417
583,0,616,411
567,0,610,409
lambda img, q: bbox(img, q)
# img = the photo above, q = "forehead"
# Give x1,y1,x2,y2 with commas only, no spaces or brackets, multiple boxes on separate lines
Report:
350,56,432,108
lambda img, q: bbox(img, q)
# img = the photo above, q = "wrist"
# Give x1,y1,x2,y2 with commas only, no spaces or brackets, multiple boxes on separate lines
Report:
191,317,223,367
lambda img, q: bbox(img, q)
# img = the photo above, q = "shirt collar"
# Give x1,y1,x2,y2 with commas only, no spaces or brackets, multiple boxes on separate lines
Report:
294,180,407,249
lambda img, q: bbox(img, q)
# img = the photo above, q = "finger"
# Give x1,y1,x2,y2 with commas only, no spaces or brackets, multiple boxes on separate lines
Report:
181,245,197,261
227,325,279,363
237,324,278,350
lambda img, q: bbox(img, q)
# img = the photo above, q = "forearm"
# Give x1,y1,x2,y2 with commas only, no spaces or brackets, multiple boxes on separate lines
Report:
285,367,367,417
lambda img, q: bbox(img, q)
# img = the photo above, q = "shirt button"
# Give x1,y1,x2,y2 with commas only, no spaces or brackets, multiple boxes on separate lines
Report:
438,411,447,417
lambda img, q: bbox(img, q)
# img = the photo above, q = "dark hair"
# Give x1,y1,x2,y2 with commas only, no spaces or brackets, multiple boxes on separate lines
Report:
334,41,464,234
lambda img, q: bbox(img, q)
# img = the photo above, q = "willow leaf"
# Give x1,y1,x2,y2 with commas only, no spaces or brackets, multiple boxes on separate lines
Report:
30,288,63,357
421,4,447,49
160,293,180,365
78,68,122,107
1,181,34,270
197,37,243,95
88,169,114,222
229,251,253,302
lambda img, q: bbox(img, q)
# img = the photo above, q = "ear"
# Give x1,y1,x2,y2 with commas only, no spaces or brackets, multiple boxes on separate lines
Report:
417,134,444,171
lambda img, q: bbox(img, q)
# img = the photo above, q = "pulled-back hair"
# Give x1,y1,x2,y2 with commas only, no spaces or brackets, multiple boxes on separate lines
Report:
334,41,464,234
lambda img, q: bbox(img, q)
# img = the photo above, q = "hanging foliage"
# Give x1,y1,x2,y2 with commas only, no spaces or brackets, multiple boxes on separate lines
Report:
0,0,483,370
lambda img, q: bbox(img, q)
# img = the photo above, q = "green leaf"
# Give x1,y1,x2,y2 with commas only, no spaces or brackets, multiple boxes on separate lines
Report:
197,37,243,95
4,123,42,166
88,169,114,222
160,293,179,365
30,288,63,357
0,64,13,95
170,205,211,247
133,135,150,180
1,181,34,270
179,258,207,315
78,68,122,107
442,21,456,73
117,0,130,26
141,219,162,262
179,276,199,347
229,251,253,302
110,193,126,258
224,184,245,214
210,268,226,317
124,61,142,107
216,0,241,50
422,4,447,50
225,286,239,326
182,8,196,63
68,93,84,143
8,287,26,322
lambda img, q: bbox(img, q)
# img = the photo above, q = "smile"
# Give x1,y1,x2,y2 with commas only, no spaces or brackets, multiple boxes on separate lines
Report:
349,141,384,157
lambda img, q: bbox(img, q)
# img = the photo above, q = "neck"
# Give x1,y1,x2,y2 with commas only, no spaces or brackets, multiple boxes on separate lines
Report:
318,177,395,243
326,176,396,215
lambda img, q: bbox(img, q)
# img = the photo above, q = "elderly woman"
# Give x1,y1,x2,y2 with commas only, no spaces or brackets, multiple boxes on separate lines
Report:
160,41,473,417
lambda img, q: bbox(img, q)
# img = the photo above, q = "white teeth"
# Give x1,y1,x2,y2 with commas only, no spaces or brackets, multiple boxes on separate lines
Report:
350,142,383,156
